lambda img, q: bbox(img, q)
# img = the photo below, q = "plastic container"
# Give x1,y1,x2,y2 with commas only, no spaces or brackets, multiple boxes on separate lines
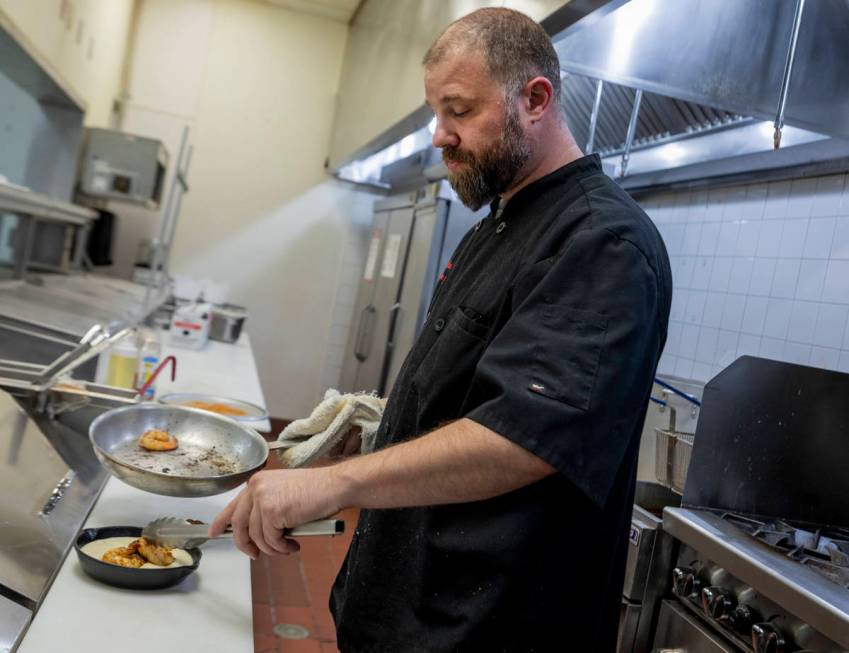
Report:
136,329,162,399
106,334,138,389
169,302,212,349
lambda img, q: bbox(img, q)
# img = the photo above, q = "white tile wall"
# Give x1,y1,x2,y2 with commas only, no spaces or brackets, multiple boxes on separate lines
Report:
646,173,849,382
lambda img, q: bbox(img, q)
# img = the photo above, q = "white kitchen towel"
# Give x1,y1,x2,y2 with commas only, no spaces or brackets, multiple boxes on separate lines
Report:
275,388,386,468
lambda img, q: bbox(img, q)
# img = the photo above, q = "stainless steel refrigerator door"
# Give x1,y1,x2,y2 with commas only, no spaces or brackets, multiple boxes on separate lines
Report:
339,206,415,395
361,206,414,395
339,209,390,393
383,200,447,393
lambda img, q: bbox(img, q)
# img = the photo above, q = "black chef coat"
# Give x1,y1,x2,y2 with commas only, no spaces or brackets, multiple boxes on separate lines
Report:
330,155,672,652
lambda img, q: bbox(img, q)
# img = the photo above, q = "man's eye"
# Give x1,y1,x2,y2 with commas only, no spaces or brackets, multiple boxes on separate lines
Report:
452,109,468,117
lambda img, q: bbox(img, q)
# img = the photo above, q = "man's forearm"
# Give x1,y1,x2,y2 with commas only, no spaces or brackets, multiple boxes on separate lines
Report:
330,418,556,510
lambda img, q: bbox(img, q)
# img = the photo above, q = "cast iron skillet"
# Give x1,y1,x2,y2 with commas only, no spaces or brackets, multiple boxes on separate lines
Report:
75,526,202,590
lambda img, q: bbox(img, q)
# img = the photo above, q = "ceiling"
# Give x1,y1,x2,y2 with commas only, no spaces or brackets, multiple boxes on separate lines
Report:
265,0,362,23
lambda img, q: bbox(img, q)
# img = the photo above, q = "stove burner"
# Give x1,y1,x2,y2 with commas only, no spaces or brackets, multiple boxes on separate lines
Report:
721,513,849,590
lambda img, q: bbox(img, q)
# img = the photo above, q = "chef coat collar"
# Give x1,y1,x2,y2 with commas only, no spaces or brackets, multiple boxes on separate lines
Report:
491,153,602,221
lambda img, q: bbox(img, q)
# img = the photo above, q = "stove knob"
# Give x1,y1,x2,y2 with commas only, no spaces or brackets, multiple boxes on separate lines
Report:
672,566,700,598
701,586,736,620
729,604,759,634
752,622,787,653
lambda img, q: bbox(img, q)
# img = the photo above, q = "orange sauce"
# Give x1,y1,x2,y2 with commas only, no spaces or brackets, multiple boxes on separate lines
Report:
183,401,248,417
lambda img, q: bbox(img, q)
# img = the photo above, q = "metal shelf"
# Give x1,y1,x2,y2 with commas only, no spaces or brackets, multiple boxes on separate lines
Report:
0,183,95,226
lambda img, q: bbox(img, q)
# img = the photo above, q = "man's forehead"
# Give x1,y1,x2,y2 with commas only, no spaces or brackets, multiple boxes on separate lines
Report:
425,85,475,106
424,50,491,103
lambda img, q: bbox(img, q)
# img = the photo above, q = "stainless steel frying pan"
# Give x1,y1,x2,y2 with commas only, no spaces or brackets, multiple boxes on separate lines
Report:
89,403,294,497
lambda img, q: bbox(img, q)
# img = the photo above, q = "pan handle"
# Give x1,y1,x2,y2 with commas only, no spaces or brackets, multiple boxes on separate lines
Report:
284,519,345,537
221,519,343,537
268,439,303,451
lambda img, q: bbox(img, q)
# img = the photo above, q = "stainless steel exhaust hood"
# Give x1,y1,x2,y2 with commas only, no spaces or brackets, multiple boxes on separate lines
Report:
554,0,849,140
348,0,849,193
553,0,849,189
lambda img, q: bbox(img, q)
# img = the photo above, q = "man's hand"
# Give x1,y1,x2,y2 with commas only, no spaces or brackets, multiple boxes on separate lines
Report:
325,425,362,460
208,467,345,559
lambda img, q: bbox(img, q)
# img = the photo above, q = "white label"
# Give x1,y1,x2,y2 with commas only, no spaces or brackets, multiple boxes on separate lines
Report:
363,231,381,281
92,174,109,192
380,234,403,279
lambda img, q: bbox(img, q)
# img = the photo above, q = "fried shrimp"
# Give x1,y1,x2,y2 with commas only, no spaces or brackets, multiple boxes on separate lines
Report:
137,537,175,566
138,429,178,451
102,543,145,568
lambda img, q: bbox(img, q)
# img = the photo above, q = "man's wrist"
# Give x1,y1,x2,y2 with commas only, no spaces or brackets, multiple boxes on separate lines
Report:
326,457,362,511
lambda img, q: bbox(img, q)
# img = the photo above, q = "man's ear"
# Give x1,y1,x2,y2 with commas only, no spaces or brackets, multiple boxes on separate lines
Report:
523,76,554,122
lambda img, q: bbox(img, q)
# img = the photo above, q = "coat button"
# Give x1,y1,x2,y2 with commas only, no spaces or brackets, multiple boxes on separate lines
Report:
434,318,445,332
496,221,506,234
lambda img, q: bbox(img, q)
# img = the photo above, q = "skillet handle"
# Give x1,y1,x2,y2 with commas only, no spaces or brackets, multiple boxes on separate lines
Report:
284,519,345,537
267,439,302,451
222,519,345,539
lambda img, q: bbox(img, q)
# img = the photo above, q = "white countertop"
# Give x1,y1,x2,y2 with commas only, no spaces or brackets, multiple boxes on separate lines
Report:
18,332,269,653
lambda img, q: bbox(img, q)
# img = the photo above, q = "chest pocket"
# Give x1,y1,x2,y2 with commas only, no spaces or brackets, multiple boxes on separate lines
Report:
529,306,608,411
411,306,491,427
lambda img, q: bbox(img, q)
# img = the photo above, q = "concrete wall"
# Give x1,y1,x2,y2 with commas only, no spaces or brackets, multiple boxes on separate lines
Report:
120,0,378,420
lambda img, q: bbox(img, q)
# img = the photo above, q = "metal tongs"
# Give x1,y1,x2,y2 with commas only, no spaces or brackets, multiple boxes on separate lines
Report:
142,517,345,549
36,322,134,389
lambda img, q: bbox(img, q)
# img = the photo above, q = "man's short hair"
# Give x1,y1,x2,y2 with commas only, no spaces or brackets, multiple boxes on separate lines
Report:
423,7,562,109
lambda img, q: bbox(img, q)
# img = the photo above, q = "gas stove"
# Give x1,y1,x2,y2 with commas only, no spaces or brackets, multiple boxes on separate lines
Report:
650,357,849,653
663,507,849,652
723,513,849,590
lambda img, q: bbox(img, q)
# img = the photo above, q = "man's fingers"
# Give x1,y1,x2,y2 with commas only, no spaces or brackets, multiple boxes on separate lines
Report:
249,503,276,557
231,492,259,560
342,430,362,456
209,491,241,537
261,510,291,555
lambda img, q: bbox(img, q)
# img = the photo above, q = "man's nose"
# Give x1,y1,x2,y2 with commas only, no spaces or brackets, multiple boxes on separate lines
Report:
432,122,458,149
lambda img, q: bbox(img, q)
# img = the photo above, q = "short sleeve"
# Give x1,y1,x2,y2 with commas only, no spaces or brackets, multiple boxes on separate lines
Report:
465,224,664,507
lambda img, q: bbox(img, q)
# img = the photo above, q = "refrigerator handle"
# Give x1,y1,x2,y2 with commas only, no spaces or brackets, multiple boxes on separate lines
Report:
386,303,403,351
354,305,377,362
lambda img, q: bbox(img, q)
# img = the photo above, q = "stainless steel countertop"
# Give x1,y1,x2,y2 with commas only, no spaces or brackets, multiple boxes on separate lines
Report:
0,275,169,338
0,184,95,226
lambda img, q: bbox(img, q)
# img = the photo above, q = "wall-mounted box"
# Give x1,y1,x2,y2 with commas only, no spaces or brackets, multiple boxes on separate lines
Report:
77,128,168,208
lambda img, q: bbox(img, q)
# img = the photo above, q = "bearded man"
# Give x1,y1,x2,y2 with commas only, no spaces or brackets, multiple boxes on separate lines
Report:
211,7,671,652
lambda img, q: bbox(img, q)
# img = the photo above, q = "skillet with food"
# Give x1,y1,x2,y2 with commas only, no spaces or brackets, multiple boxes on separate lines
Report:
75,525,201,590
89,403,297,497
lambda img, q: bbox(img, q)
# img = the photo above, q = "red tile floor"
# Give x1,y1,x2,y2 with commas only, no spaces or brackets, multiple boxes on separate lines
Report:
253,422,358,652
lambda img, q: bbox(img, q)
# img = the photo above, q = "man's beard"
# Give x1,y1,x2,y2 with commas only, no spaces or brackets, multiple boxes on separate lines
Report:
443,107,531,211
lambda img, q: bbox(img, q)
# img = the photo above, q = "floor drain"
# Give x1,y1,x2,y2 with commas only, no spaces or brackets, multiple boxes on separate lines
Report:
273,623,310,640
